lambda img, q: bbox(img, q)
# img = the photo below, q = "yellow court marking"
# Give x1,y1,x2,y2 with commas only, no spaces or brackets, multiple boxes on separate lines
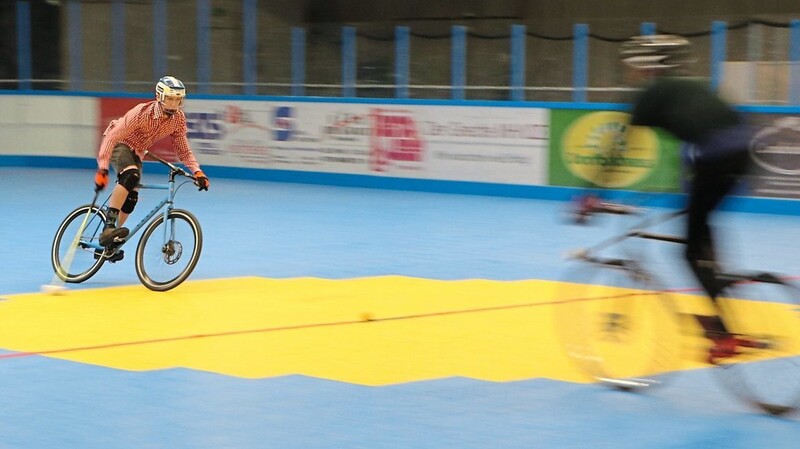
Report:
0,277,578,385
0,277,797,386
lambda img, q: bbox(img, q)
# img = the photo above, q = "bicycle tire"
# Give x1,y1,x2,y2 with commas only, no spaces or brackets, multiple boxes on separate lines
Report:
51,204,107,283
554,256,683,391
711,272,800,416
135,209,202,292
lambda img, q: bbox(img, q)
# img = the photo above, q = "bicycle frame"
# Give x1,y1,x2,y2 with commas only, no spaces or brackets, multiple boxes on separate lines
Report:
570,207,686,263
82,167,190,254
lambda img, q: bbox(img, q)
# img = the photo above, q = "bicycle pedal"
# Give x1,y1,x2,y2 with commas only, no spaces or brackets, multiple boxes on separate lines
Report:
106,250,125,263
752,272,782,284
735,336,771,350
597,202,637,215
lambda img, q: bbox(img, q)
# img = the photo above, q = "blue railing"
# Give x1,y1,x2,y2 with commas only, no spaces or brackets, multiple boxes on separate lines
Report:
8,0,800,104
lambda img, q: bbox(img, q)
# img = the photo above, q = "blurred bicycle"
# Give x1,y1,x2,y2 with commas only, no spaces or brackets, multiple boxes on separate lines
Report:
555,202,800,416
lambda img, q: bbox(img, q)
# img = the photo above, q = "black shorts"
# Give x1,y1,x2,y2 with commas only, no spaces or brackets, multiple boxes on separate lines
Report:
109,144,142,174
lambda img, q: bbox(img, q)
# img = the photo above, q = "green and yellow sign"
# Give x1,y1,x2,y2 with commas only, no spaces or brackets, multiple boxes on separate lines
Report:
549,110,682,192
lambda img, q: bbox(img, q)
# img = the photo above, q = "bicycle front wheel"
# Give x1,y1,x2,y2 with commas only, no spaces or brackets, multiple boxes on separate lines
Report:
135,209,202,292
51,204,107,283
555,256,683,390
712,273,800,416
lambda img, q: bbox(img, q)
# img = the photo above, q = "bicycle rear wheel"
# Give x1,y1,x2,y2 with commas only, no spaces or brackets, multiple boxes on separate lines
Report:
135,209,202,292
555,256,683,390
712,273,800,416
51,204,107,283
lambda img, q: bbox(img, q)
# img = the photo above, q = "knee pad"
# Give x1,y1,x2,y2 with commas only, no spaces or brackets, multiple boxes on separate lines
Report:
121,191,139,214
117,168,141,192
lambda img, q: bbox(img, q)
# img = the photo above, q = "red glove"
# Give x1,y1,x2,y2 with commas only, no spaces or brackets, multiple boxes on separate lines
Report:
195,170,210,191
94,169,109,192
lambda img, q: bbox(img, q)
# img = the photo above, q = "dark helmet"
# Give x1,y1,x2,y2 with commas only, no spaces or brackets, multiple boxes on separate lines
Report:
621,34,693,70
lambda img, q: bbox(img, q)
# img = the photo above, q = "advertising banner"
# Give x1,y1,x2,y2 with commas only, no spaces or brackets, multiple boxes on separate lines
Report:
176,101,550,185
747,114,800,199
548,109,682,192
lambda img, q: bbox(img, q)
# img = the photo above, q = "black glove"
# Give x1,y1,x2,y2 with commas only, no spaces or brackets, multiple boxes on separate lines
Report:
195,170,210,191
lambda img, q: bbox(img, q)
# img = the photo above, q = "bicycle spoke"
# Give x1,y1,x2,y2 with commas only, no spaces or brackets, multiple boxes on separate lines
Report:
135,209,202,292
555,259,683,390
51,205,106,283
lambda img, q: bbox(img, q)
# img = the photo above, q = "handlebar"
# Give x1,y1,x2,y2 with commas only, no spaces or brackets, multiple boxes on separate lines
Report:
143,150,195,180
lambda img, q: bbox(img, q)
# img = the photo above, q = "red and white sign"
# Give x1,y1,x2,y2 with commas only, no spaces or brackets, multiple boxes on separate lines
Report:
98,98,175,162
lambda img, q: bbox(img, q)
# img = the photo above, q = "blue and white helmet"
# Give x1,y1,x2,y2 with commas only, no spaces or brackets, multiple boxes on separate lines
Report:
155,76,186,112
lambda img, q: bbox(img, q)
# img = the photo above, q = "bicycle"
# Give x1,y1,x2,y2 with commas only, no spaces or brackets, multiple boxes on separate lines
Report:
50,150,203,292
554,202,800,416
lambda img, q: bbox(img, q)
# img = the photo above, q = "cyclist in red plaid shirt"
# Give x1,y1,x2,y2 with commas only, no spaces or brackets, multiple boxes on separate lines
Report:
94,76,210,252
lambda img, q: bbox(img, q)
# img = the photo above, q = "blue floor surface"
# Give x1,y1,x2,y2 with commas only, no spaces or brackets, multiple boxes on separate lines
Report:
1,167,800,448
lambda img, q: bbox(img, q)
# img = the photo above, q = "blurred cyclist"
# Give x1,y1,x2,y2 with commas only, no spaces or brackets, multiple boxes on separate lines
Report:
581,35,757,363
94,76,210,260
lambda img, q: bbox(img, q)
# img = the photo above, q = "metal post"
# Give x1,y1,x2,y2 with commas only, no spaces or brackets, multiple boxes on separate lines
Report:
342,26,356,97
710,21,727,92
67,0,83,90
789,19,800,104
242,0,257,95
15,1,32,90
451,25,466,100
111,0,125,91
291,27,305,96
395,26,410,99
510,24,526,101
196,0,210,94
572,23,588,103
153,0,167,81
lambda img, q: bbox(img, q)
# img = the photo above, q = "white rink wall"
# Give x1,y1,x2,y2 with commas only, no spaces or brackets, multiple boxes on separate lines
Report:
0,95,98,158
0,95,553,187
2,93,800,215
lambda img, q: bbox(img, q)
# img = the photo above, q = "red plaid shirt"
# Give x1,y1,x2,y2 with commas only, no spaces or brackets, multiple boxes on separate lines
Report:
97,100,201,173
